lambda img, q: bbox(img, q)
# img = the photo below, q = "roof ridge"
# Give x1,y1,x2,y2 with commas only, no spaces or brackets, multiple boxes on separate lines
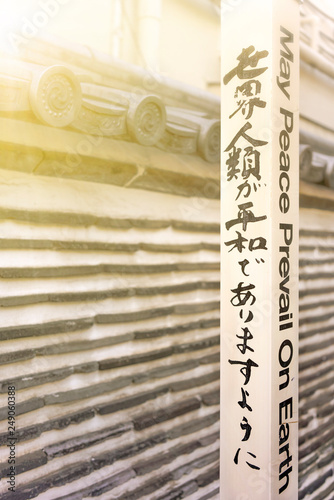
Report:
19,32,220,117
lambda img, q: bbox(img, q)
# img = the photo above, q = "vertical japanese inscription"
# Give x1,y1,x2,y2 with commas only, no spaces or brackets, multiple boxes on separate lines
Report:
223,45,270,473
222,3,299,498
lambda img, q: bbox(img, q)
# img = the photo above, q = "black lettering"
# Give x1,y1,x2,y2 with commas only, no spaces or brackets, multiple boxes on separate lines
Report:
279,192,290,214
280,108,294,133
279,340,293,368
279,367,290,390
279,172,290,192
279,466,292,494
280,151,290,172
280,26,294,62
279,293,290,314
279,275,289,294
279,257,290,278
279,423,290,445
280,223,293,245
279,397,293,425
279,130,290,152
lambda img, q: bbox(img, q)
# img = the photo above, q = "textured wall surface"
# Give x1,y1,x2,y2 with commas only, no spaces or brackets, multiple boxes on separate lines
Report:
0,168,220,499
299,200,334,500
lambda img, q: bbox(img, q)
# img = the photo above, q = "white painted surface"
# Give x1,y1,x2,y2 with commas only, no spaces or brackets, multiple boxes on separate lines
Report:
221,1,299,498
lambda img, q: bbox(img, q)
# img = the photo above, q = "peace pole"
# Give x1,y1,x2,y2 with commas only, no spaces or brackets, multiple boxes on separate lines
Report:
221,1,299,498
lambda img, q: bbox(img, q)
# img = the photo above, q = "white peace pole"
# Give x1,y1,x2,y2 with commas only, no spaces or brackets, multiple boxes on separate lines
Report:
221,1,299,498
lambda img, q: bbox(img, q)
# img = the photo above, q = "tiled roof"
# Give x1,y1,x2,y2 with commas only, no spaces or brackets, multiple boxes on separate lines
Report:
0,33,221,164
